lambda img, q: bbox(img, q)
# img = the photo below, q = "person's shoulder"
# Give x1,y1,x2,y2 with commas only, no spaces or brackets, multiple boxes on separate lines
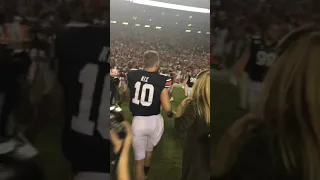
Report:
157,73,171,86
158,73,168,79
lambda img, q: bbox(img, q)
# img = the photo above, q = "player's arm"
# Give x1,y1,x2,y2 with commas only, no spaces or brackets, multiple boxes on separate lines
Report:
182,76,188,86
161,78,173,117
160,88,172,113
232,38,251,75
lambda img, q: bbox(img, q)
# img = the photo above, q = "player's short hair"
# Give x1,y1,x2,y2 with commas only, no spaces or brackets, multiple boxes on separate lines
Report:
143,50,159,68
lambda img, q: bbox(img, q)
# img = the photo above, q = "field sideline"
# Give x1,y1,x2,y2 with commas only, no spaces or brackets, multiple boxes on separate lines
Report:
33,75,244,180
34,85,187,180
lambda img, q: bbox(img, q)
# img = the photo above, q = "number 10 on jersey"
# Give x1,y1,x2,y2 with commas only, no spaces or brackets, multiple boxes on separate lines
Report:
132,82,154,106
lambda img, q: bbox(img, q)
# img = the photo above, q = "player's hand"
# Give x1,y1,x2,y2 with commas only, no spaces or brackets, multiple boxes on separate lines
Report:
110,121,132,154
167,111,174,118
211,114,260,177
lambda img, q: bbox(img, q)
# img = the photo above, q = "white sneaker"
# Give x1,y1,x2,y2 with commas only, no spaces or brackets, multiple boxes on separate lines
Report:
170,97,174,101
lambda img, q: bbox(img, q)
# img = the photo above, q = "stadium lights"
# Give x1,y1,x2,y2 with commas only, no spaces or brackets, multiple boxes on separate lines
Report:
111,21,117,23
149,19,152,21
206,32,210,34
145,25,151,28
130,0,210,13
197,31,201,33
189,16,192,18
133,16,138,20
185,30,191,32
156,26,161,29
122,22,129,25
188,24,192,27
135,24,140,26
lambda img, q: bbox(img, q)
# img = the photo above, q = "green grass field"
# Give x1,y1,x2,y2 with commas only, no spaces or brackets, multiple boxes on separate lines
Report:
33,73,245,180
33,85,187,180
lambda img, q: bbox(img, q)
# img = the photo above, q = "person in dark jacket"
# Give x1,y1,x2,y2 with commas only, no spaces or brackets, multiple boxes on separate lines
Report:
175,70,210,180
211,24,320,180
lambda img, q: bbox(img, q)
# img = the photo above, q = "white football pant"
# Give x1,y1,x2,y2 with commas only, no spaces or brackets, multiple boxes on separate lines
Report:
131,114,164,160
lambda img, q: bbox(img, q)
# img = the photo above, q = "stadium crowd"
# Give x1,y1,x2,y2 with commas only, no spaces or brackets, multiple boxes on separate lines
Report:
110,25,210,79
211,0,320,68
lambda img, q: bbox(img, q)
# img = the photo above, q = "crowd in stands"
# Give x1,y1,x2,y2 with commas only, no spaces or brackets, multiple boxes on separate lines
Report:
211,0,320,69
0,0,107,52
110,25,210,76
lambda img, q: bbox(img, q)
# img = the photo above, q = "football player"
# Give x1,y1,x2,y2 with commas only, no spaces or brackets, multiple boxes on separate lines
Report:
55,1,110,180
233,21,282,112
182,69,197,97
125,50,173,180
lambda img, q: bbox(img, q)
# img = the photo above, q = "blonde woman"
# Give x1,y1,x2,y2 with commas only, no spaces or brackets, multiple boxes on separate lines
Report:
175,70,210,180
211,24,320,180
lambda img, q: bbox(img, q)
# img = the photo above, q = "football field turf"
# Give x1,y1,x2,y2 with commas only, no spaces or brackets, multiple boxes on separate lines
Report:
34,85,186,180
34,75,245,180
